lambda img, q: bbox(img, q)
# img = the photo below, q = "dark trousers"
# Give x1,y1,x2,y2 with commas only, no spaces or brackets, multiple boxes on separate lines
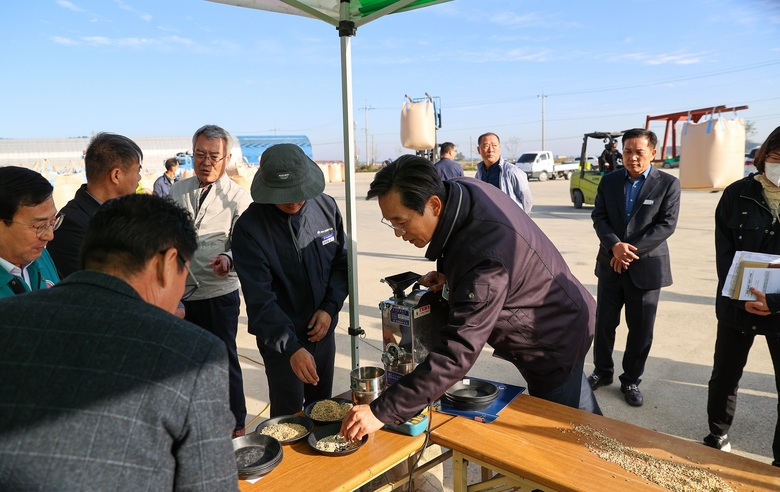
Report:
258,335,336,417
528,358,603,415
184,290,246,431
593,273,660,386
707,322,780,461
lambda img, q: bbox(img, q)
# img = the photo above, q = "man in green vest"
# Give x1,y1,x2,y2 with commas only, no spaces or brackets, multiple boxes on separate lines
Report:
0,166,61,297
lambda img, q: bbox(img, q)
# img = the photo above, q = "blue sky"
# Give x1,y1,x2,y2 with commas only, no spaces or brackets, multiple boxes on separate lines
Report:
3,0,779,161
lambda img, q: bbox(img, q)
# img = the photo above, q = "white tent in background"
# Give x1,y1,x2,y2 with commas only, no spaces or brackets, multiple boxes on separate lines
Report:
206,0,452,367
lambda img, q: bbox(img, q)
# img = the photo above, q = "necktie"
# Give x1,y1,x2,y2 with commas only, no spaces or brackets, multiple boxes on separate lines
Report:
198,184,212,210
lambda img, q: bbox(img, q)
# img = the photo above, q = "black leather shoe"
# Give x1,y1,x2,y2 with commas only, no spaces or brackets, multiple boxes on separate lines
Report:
621,383,643,406
587,373,613,390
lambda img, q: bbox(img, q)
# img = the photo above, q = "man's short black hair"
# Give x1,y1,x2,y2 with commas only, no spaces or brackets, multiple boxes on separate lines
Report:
366,155,446,214
164,158,179,172
477,132,500,146
85,133,143,183
440,142,456,155
622,128,658,149
0,166,53,223
82,194,197,276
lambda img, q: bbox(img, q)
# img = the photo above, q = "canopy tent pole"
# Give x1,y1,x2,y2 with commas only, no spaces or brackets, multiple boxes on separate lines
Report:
338,1,363,369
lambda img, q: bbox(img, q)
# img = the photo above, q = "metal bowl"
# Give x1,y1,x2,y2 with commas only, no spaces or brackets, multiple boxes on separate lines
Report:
307,423,368,456
254,415,314,444
304,397,354,424
232,433,283,478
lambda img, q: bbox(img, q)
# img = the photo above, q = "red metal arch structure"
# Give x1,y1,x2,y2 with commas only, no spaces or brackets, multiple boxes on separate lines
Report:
645,104,748,163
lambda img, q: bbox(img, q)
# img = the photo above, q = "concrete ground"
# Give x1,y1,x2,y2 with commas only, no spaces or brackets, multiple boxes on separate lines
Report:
234,169,777,488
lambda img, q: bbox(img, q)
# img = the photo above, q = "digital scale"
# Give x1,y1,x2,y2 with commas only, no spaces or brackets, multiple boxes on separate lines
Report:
384,410,429,436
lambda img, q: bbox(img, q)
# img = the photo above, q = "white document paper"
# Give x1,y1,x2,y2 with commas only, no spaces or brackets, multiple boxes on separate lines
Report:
722,251,780,298
737,267,780,300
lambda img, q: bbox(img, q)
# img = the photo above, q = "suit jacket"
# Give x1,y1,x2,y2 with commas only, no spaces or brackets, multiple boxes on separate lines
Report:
0,271,238,491
592,166,681,290
47,184,101,278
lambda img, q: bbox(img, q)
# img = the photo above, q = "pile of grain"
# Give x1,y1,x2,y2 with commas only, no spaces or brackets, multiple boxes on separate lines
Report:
311,400,353,421
260,423,307,441
566,424,734,492
316,434,360,453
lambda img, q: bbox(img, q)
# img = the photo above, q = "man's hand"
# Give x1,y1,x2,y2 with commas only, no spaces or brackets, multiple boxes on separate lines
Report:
419,271,446,292
290,348,319,385
307,309,332,342
340,404,385,441
610,242,639,272
208,255,231,277
746,287,772,316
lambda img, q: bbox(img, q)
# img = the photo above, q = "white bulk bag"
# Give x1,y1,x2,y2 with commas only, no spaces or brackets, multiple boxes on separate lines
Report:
400,101,436,151
679,117,745,190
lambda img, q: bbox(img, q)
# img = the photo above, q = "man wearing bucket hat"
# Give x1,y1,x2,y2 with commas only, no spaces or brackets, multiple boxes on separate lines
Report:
233,144,349,417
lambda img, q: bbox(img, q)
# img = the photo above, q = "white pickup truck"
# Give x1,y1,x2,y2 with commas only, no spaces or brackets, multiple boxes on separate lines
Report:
515,150,578,181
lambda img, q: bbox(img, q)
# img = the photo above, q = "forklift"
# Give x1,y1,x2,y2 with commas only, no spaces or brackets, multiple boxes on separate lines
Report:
569,131,625,208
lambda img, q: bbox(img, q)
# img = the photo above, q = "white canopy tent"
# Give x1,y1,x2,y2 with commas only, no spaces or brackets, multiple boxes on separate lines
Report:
207,0,451,367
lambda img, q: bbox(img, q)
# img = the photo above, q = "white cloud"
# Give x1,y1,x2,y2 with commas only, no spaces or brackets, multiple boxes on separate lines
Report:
50,36,78,46
56,0,82,12
616,51,704,65
114,0,153,22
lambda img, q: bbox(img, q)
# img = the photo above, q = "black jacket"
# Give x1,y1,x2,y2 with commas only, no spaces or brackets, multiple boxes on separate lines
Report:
232,195,349,357
371,178,595,424
715,175,780,336
47,184,100,278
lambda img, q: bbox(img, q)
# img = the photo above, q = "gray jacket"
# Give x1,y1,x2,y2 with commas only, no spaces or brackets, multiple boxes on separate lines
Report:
170,173,252,300
0,271,238,491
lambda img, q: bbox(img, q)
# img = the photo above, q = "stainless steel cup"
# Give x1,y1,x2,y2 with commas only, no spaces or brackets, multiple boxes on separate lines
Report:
350,366,386,404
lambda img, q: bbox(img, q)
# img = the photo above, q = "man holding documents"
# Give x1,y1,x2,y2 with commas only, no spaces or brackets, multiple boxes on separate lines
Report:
588,128,681,407
705,125,780,467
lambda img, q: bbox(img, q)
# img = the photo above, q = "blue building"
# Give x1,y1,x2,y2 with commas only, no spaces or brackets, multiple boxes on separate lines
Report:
237,135,313,166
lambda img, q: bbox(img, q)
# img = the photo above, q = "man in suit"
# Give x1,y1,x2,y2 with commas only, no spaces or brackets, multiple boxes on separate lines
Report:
0,194,238,491
169,124,252,437
588,128,681,407
47,132,143,278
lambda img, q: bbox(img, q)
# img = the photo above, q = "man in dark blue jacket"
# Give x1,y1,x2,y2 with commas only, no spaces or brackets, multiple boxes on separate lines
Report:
233,144,348,417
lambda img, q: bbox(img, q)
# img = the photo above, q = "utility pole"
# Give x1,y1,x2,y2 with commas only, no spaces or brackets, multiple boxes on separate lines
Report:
538,91,547,150
359,102,375,165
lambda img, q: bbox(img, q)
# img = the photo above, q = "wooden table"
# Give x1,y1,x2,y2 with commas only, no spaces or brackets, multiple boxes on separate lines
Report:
430,393,780,492
238,405,454,491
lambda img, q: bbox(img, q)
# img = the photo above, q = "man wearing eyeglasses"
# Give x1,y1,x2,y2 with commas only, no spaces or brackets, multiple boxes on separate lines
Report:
47,132,143,278
475,132,533,212
169,124,252,438
0,194,238,490
0,166,61,298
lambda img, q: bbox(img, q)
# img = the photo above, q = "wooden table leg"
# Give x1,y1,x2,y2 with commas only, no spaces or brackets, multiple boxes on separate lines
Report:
452,451,468,492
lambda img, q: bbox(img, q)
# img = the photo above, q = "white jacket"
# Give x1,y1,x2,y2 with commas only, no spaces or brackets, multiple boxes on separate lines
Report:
170,173,252,300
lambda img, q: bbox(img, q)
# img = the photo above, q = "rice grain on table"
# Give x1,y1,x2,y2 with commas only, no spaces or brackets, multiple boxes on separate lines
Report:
565,424,734,492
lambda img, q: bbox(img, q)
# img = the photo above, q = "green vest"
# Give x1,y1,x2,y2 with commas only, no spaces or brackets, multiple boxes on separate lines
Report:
0,249,60,298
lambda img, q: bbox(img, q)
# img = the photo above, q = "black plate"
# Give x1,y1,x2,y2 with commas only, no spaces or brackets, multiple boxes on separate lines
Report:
232,433,283,478
445,378,498,402
307,423,368,456
254,415,314,444
304,397,355,424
